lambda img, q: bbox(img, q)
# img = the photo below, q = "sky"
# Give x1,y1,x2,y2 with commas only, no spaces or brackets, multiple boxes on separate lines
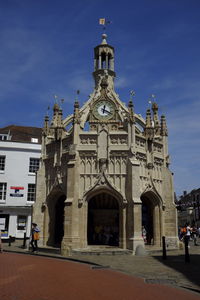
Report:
0,0,200,197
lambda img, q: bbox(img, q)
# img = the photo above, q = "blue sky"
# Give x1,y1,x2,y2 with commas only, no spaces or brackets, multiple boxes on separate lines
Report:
0,0,200,196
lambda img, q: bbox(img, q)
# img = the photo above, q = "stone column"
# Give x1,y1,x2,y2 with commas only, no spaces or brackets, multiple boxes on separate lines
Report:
43,205,49,245
153,205,161,246
106,54,108,69
32,166,46,245
61,200,73,256
131,201,144,253
99,55,102,69
61,157,81,255
119,205,126,249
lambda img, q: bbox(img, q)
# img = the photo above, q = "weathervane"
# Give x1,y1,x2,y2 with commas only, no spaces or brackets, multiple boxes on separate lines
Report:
53,94,58,103
130,90,135,100
148,94,156,105
99,18,112,32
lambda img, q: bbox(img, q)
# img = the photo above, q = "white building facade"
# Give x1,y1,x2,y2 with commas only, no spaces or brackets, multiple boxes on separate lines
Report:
0,126,41,239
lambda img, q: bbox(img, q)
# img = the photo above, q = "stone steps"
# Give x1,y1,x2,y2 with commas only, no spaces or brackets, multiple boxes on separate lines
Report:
72,247,132,256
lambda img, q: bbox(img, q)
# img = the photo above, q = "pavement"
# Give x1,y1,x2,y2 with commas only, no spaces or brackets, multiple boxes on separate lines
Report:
1,238,200,300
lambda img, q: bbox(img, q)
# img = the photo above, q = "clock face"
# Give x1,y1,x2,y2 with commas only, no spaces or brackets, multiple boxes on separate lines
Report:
93,100,115,120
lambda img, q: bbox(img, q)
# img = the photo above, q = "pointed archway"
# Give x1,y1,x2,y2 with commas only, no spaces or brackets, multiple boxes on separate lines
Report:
54,195,66,246
87,193,119,246
141,191,162,246
46,189,66,247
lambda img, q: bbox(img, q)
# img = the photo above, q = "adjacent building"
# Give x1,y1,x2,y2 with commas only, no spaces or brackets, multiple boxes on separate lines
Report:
33,33,178,255
176,189,200,227
0,125,41,239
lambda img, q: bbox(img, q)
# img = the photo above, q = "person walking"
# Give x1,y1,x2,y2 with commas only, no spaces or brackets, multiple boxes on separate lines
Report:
191,225,198,246
184,222,191,246
30,223,40,253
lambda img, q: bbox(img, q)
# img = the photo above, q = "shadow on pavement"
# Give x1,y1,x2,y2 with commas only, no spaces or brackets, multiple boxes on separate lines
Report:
153,254,200,292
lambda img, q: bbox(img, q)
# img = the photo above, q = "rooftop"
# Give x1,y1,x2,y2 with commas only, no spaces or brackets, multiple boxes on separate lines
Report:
0,125,42,144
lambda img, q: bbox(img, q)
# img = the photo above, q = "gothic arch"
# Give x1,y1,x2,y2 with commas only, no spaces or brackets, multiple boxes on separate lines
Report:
85,187,126,248
86,186,125,207
87,191,120,246
46,187,66,247
140,190,162,246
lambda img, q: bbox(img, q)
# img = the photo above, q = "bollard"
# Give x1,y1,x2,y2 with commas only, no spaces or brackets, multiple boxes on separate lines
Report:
184,237,190,263
22,232,27,249
8,235,12,247
162,236,167,260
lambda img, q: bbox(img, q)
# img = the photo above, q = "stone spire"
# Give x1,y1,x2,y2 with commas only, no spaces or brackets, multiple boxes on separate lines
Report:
73,91,80,124
51,103,63,128
128,91,135,123
146,109,152,127
144,109,154,140
152,102,160,135
160,115,168,136
43,115,49,136
73,99,80,123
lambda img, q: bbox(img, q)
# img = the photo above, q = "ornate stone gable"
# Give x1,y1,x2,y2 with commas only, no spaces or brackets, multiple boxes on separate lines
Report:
33,33,178,254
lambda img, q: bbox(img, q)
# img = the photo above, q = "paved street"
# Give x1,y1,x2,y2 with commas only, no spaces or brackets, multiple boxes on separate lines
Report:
0,251,200,300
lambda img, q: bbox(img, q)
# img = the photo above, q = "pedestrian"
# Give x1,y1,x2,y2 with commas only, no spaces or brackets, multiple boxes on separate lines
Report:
191,225,198,246
198,227,200,238
184,222,191,246
0,230,3,253
142,226,147,244
30,223,40,253
180,225,187,240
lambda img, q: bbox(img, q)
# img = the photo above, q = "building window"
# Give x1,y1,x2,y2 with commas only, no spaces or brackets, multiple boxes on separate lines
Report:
0,214,9,237
27,184,36,201
0,134,8,141
0,156,5,171
29,158,40,173
31,138,38,143
0,183,7,201
17,216,27,230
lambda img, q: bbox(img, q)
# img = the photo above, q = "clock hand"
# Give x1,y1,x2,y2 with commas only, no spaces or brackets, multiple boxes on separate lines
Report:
104,109,111,114
101,105,106,114
101,105,111,115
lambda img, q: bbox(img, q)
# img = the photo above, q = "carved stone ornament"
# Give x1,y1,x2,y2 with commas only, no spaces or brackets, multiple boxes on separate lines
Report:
99,158,107,173
41,202,47,212
100,76,109,88
147,162,154,169
78,198,83,205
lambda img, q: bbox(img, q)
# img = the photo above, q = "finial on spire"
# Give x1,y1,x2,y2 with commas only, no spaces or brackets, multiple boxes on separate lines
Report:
46,105,50,117
74,90,80,109
128,90,135,108
101,33,107,45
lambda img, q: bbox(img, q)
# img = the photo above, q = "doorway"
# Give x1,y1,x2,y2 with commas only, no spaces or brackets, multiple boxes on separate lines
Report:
87,193,119,246
47,192,66,247
54,195,66,246
141,193,161,246
141,196,154,244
